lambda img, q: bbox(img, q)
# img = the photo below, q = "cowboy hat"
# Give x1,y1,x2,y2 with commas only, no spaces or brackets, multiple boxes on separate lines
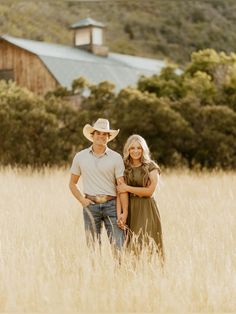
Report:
83,118,119,142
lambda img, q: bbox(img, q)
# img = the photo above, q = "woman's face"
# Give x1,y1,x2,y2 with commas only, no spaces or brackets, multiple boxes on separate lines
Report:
129,141,143,161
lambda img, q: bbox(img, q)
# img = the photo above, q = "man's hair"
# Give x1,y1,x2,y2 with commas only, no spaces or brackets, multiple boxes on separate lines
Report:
91,130,111,138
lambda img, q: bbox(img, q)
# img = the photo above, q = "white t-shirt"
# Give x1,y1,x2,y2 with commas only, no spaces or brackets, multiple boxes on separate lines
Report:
70,146,125,196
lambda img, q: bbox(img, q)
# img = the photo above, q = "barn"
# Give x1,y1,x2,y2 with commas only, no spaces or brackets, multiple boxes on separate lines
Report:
0,17,166,95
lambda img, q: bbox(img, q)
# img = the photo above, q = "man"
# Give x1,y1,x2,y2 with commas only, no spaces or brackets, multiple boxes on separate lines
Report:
69,118,128,249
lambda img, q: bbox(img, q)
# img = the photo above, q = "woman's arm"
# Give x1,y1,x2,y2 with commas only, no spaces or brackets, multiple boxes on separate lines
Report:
116,194,125,230
116,176,128,229
117,169,159,197
116,193,122,217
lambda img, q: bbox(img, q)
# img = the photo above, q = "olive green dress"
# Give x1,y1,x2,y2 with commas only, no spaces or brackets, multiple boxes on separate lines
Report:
125,161,164,256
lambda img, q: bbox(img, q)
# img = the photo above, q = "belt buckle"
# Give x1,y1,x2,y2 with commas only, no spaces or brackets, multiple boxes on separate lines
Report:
95,195,107,204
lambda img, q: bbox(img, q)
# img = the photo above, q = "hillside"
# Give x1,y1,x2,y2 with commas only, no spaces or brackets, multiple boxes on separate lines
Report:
0,0,236,64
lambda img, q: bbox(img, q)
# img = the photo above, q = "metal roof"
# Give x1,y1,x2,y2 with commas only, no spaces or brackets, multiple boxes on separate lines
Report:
109,52,165,72
1,34,166,91
39,56,156,90
70,17,105,29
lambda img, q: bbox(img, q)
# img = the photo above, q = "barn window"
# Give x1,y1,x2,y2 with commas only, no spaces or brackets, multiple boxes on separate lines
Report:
0,69,14,81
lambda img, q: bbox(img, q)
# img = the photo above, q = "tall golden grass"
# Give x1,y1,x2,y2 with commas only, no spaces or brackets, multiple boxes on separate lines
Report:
0,167,235,312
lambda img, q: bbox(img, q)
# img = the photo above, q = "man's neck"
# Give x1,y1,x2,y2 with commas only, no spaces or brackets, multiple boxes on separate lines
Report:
92,144,107,156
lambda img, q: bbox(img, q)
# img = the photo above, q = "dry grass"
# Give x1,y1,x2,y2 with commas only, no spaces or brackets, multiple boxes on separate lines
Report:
0,167,235,312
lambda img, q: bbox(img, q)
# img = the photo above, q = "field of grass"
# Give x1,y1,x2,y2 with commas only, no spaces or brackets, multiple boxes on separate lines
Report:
0,168,235,312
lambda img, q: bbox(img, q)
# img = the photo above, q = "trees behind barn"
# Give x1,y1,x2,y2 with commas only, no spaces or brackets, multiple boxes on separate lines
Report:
0,49,236,169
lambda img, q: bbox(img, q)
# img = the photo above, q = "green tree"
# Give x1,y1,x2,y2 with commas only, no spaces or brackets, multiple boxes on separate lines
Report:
221,64,236,111
172,97,236,168
0,81,81,167
80,80,116,122
138,65,184,101
185,49,236,108
183,71,217,106
113,88,193,166
194,106,236,168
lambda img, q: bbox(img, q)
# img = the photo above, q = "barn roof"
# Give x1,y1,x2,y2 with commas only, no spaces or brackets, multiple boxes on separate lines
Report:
1,34,166,91
70,17,105,29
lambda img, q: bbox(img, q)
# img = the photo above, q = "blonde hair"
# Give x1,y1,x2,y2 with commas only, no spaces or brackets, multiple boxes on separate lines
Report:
123,134,151,167
123,134,161,187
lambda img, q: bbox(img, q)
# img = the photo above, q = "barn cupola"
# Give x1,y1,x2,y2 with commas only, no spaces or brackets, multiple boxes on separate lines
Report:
70,17,109,57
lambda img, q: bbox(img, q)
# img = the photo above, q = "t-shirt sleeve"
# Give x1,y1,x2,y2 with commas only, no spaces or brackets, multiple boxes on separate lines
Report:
115,154,125,178
70,154,81,176
149,161,161,174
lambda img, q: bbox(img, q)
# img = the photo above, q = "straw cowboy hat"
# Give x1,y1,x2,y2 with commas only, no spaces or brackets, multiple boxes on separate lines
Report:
83,118,119,142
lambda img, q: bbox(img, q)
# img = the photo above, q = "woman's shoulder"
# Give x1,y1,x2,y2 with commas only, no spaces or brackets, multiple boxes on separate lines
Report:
148,160,161,174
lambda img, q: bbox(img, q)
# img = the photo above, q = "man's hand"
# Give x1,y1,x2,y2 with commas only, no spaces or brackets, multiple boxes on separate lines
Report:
80,197,95,208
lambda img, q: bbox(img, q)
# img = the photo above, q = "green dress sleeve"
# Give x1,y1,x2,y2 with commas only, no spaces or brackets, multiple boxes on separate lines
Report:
148,161,161,174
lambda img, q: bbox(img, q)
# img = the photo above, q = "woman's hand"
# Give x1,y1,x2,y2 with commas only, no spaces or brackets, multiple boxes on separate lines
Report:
117,182,129,193
117,212,128,230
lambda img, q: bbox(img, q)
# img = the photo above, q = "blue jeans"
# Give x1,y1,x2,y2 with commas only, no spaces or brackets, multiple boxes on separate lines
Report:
83,199,124,249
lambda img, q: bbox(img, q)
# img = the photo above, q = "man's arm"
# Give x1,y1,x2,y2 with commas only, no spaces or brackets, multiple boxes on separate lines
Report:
69,174,94,208
117,176,128,226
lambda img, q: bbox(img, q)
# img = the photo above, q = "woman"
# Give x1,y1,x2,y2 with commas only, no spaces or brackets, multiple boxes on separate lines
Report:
117,134,164,259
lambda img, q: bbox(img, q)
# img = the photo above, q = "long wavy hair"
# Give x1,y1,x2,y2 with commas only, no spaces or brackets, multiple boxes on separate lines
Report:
123,134,151,167
123,135,160,186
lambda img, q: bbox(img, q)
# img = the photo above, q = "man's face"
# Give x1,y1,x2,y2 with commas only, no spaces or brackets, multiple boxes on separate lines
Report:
92,130,110,146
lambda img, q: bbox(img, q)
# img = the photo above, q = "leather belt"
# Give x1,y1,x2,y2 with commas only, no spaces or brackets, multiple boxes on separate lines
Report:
85,194,116,204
